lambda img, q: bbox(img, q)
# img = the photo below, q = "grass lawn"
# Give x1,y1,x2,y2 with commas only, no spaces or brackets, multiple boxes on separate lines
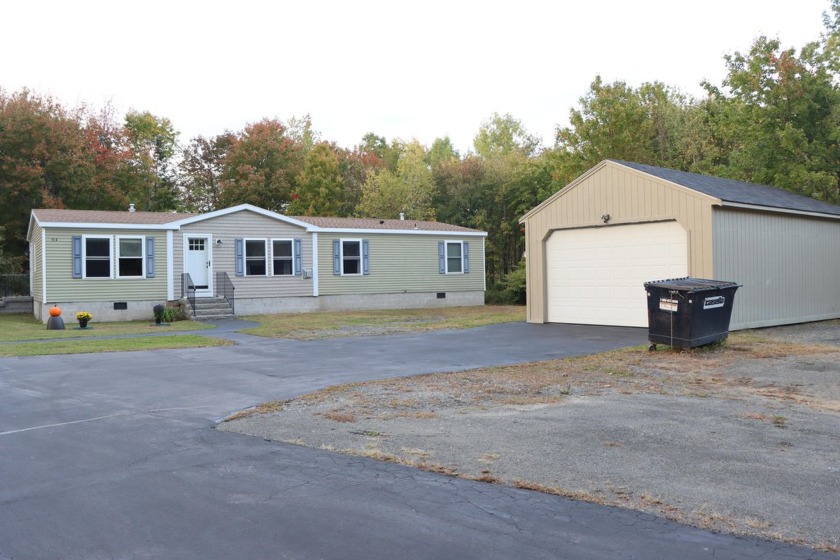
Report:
0,314,213,342
0,335,231,357
0,314,224,357
241,305,525,339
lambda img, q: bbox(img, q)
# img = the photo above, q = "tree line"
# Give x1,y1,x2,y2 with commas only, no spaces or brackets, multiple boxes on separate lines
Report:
1,1,837,300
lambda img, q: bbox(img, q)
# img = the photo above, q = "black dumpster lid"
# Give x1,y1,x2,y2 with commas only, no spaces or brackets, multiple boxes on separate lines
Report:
644,277,741,292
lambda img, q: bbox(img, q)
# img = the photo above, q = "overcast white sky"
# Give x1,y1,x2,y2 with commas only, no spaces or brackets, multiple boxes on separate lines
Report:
1,0,831,154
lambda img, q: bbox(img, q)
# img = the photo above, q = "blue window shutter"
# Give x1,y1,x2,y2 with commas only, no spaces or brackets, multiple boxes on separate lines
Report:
438,241,445,274
294,238,302,276
463,241,470,274
235,239,244,277
146,237,155,278
72,236,82,278
362,240,370,275
333,240,340,275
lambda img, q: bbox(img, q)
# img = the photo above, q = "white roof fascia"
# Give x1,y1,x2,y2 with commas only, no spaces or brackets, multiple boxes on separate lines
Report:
719,201,840,221
173,203,314,229
311,227,487,237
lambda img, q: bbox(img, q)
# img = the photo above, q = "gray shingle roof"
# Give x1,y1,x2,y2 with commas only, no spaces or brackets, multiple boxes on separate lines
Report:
32,209,194,224
613,160,840,217
293,216,480,233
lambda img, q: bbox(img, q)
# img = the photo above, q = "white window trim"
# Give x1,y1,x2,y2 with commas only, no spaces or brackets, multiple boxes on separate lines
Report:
445,240,464,275
270,238,295,277
115,235,145,279
340,238,363,276
244,238,268,277
82,235,113,279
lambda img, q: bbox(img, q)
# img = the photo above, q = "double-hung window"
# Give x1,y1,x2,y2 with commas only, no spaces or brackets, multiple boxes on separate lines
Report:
245,239,267,276
446,241,463,274
84,237,112,278
272,239,293,276
332,239,369,276
341,240,361,275
75,235,153,279
117,237,144,278
439,240,469,275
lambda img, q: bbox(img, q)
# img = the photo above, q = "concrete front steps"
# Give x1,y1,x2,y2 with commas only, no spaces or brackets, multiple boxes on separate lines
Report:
191,297,235,321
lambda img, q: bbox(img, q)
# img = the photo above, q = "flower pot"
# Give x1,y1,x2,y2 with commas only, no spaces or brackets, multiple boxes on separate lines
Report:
79,319,89,328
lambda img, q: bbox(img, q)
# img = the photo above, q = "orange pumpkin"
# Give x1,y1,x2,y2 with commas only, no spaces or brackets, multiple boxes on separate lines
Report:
49,306,62,317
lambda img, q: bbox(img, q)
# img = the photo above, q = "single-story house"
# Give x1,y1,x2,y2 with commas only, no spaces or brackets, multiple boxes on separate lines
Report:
520,160,840,330
27,204,486,322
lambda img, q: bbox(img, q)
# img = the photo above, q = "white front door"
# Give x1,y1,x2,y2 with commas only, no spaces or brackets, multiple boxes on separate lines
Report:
185,235,213,296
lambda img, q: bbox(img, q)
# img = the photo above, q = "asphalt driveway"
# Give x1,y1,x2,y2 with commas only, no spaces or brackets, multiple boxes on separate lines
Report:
0,322,833,559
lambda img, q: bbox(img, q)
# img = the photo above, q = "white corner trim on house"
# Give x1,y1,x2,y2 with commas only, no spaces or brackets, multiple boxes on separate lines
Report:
312,232,319,297
166,230,174,301
41,234,47,303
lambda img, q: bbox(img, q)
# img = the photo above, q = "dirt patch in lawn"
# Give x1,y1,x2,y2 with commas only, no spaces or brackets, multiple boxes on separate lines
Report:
220,320,840,553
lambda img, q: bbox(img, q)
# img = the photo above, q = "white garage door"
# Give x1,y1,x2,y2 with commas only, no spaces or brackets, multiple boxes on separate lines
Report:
546,221,688,327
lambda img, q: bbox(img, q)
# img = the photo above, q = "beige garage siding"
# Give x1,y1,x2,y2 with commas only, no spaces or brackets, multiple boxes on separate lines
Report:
523,161,715,323
713,208,840,329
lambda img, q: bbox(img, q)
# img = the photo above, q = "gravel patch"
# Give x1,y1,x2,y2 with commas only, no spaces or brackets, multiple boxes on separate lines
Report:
220,320,840,552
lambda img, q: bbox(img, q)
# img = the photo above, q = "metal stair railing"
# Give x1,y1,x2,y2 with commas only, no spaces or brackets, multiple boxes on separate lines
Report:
214,271,235,315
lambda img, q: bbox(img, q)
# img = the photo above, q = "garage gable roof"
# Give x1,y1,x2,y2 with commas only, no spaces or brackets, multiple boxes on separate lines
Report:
613,160,840,217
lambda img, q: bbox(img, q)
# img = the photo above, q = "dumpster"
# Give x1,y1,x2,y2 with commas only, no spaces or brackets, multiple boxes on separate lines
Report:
644,277,740,350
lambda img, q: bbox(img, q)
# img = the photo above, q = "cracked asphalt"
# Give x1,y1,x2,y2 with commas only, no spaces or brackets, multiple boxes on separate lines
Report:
0,321,834,559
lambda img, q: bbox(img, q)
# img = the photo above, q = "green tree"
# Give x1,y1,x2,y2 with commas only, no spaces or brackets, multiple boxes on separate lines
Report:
0,226,24,273
473,112,540,158
123,111,180,211
288,143,344,216
286,114,319,154
426,136,460,168
358,140,436,220
702,30,840,203
551,77,691,188
218,119,303,212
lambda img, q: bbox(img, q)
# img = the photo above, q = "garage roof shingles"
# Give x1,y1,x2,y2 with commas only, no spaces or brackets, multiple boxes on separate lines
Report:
614,160,840,217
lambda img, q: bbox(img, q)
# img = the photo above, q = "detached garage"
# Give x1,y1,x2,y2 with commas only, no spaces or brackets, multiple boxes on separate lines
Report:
521,160,840,330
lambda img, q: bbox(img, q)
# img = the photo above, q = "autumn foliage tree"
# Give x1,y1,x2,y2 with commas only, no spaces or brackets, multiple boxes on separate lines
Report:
218,119,303,212
178,133,235,212
0,90,95,260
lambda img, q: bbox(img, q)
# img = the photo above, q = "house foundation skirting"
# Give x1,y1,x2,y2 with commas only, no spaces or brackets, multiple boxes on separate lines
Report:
35,299,165,323
232,291,485,316
34,291,485,322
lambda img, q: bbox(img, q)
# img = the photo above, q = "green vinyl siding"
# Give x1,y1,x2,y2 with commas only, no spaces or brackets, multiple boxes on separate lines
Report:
318,233,484,295
176,210,313,299
44,228,168,302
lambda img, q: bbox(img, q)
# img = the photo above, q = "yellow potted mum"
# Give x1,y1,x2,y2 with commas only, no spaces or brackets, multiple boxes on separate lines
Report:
76,311,92,328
